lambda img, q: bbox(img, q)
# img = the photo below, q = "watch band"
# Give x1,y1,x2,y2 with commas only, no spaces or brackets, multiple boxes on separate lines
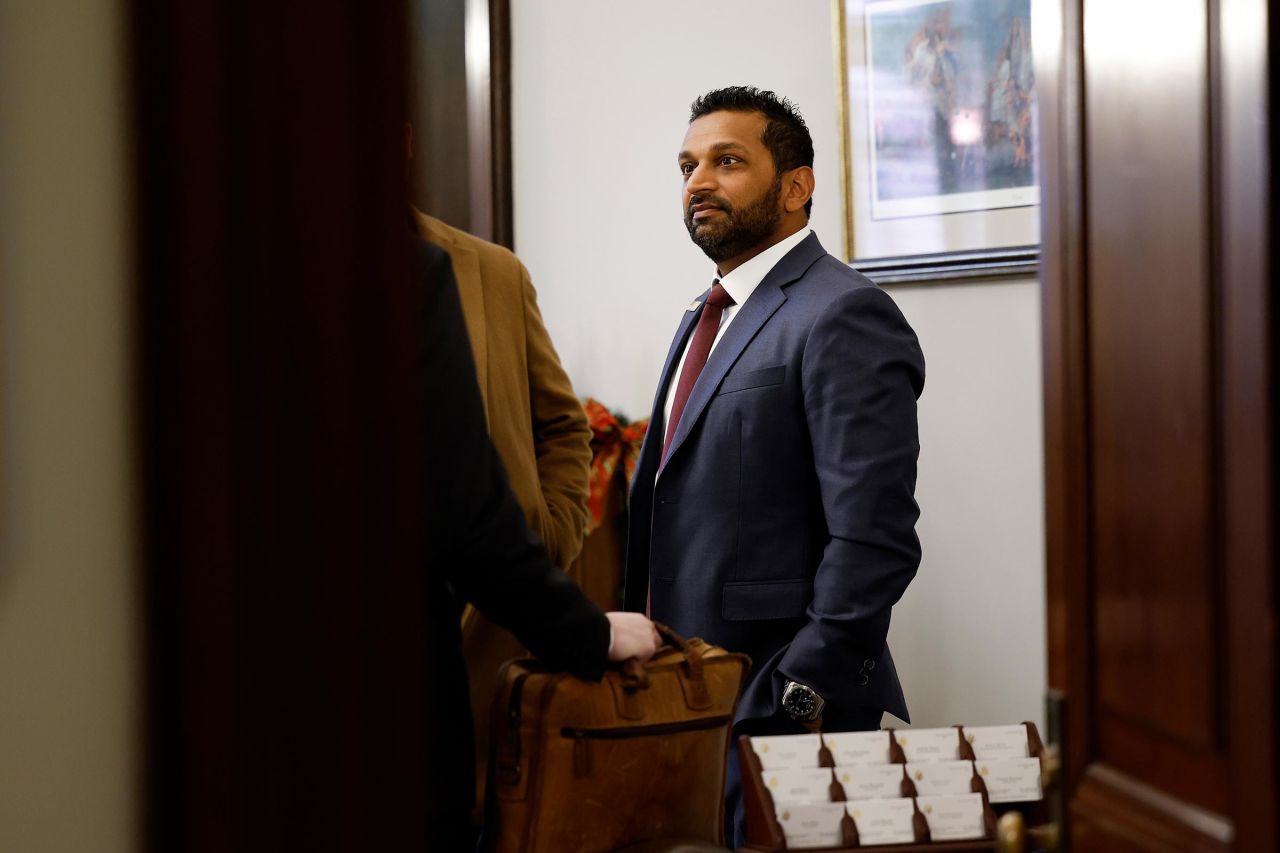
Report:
782,679,825,723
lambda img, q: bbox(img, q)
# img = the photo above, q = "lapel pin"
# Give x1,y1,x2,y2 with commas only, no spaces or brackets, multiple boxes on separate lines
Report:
687,300,701,311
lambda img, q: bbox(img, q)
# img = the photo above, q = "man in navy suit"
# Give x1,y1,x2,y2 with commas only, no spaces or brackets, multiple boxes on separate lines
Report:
624,86,925,846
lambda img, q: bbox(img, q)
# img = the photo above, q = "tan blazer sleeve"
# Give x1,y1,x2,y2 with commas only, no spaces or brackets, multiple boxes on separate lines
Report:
520,264,593,569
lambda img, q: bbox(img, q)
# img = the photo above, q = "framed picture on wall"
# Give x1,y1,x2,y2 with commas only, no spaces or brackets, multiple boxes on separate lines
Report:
833,0,1040,283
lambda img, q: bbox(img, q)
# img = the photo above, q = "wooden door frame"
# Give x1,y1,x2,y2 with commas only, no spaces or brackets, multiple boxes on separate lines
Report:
486,0,514,248
1215,0,1277,846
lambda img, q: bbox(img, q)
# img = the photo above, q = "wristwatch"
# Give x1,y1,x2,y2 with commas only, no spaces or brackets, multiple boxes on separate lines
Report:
781,680,826,723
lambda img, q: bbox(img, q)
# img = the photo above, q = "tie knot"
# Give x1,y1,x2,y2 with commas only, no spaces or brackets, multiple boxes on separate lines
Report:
706,281,735,309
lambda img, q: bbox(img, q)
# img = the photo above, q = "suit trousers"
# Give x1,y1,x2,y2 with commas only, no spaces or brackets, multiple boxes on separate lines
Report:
725,706,884,850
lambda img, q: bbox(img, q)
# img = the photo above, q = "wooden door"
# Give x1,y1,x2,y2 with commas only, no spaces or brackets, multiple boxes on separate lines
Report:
132,2,436,850
1037,0,1276,848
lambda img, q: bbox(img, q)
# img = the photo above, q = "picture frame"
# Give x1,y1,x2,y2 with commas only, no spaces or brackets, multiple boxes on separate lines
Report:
833,0,1040,283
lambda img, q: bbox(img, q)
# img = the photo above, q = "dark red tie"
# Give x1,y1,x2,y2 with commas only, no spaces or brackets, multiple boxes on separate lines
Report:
662,281,735,462
647,282,735,617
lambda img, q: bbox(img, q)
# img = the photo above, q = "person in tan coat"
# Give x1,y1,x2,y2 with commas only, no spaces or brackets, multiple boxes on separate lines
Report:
414,208,594,815
415,210,592,566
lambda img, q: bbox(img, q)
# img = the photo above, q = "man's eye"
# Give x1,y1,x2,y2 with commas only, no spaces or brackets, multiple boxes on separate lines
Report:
718,156,739,166
680,163,695,175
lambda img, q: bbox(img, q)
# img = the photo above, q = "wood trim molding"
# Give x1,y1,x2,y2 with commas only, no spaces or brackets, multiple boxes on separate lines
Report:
488,0,513,249
459,0,512,248
1036,0,1094,806
1215,0,1277,846
1073,764,1234,850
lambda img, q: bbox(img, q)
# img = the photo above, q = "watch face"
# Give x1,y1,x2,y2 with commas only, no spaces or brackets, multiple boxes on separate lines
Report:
785,685,817,719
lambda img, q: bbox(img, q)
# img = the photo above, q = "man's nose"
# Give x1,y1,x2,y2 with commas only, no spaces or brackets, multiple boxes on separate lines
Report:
684,162,716,197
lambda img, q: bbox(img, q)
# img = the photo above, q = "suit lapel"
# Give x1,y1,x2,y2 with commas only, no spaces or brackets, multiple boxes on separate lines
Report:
448,242,488,406
660,233,827,470
652,293,708,424
636,291,706,482
416,211,489,415
659,285,785,470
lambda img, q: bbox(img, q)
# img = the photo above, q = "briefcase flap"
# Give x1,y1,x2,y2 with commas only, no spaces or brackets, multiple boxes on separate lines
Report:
485,626,751,852
490,625,750,796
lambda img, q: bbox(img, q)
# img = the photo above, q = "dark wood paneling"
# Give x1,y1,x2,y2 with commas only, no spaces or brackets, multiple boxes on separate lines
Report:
133,2,432,851
1072,766,1231,853
409,0,512,248
1043,0,1275,846
1084,0,1221,763
411,0,472,230
1096,715,1227,814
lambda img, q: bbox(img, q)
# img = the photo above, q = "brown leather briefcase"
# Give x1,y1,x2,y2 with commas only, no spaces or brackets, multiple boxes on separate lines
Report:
482,624,750,853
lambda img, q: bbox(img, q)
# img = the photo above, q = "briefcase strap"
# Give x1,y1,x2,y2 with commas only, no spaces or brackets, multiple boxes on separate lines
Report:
652,622,704,683
648,623,713,710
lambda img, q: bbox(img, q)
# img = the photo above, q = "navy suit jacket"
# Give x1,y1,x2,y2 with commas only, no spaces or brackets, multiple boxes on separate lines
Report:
624,232,924,726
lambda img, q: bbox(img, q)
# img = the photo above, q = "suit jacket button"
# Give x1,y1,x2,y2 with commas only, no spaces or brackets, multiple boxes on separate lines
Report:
858,675,870,687
863,659,876,671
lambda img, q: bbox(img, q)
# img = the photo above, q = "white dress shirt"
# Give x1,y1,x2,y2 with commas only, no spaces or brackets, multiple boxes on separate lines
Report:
662,227,813,442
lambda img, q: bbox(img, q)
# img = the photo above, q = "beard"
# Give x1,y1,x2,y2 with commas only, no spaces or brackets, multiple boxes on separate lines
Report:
684,173,784,263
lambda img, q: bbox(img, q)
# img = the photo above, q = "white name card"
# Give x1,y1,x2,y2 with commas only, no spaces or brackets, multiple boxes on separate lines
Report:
752,734,824,770
963,724,1031,760
917,793,987,841
892,728,962,763
846,798,918,846
775,802,848,849
822,730,893,766
978,757,1044,803
762,768,835,805
906,760,977,796
835,764,906,800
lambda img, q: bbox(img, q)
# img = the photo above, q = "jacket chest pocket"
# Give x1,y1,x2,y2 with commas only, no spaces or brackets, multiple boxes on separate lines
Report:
717,364,785,395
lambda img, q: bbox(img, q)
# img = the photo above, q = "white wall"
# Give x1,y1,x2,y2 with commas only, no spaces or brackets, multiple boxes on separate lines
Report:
513,0,846,418
511,0,1046,730
0,0,141,850
887,280,1045,728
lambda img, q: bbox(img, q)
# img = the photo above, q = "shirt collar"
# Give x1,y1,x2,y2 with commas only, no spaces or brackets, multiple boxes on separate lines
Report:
716,227,812,307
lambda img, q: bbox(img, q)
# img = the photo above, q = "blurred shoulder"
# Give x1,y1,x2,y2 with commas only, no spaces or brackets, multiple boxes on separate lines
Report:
413,209,525,280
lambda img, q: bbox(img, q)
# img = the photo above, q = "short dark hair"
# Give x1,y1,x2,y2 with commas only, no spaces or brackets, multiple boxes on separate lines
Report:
689,86,815,217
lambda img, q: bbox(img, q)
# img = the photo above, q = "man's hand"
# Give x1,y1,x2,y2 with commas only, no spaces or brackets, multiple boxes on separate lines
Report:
605,612,662,662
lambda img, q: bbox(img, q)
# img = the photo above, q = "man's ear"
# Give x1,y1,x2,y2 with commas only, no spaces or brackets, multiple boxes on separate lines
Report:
783,166,815,214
